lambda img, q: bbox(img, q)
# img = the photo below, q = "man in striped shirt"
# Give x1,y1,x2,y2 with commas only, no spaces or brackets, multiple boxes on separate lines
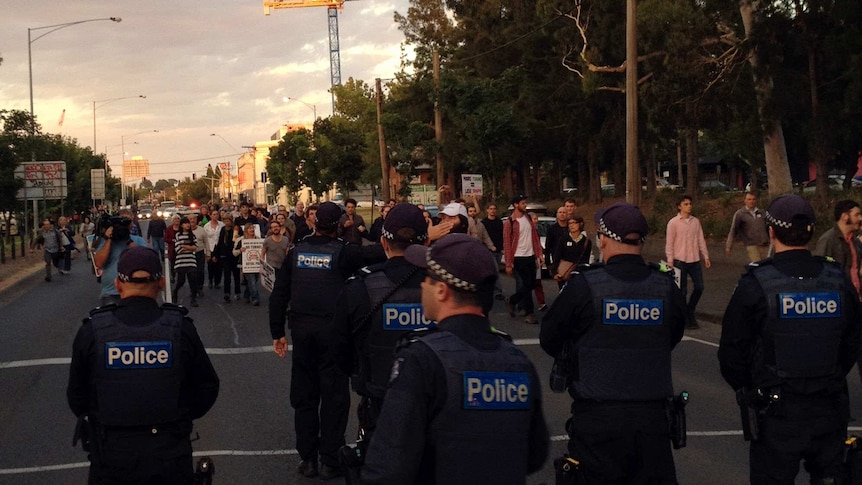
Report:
665,195,710,329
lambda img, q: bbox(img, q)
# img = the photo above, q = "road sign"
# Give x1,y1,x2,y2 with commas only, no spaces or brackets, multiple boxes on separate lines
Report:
14,162,68,200
91,169,106,199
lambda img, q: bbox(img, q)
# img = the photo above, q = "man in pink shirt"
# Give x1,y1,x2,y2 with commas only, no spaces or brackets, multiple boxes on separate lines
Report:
666,195,711,329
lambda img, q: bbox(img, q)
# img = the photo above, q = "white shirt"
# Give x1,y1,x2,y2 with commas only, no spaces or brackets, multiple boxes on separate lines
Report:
203,220,224,252
514,215,534,257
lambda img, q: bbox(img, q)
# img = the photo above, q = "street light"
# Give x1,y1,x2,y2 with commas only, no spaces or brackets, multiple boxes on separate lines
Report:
120,130,158,203
286,97,317,126
28,17,122,122
93,95,146,151
209,133,240,153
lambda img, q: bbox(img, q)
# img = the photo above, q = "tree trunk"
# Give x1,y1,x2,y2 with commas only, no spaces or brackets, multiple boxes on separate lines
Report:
685,127,699,202
588,139,601,204
740,0,793,197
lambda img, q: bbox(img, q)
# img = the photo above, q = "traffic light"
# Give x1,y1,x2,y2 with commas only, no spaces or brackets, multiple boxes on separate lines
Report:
192,173,196,180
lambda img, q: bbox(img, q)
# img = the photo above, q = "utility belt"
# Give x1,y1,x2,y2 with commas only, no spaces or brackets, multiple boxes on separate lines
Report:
558,392,689,484
735,387,781,442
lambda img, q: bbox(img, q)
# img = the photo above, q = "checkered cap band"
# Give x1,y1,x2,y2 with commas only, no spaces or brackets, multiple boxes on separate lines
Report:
764,210,792,229
382,226,428,243
426,250,478,292
598,217,644,244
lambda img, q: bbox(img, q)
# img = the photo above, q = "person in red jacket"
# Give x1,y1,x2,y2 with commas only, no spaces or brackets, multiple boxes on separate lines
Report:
502,195,543,325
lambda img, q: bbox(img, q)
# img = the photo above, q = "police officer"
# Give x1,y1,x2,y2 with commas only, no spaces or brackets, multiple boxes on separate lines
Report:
66,245,220,484
540,202,687,484
718,194,861,484
269,201,360,480
361,234,549,484
331,203,431,459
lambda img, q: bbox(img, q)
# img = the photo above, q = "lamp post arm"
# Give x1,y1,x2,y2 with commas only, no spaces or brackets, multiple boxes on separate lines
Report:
29,17,122,44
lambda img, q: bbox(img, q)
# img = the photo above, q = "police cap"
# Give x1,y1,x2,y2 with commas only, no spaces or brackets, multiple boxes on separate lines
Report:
316,201,342,228
404,233,497,292
594,202,649,245
117,246,163,282
382,203,428,243
765,194,815,230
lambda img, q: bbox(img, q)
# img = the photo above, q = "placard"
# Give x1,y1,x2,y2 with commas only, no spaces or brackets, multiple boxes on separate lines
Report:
461,174,483,197
15,162,67,200
261,261,275,293
241,238,264,273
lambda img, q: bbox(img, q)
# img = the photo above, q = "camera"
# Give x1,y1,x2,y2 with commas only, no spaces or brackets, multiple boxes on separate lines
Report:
97,214,132,241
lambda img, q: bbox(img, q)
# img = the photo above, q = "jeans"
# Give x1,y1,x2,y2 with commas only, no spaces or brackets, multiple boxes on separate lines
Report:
150,236,165,257
674,260,704,318
509,256,536,315
243,272,260,302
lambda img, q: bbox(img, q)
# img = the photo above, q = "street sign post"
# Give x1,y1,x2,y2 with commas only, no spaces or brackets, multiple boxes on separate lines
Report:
91,168,106,200
14,161,68,200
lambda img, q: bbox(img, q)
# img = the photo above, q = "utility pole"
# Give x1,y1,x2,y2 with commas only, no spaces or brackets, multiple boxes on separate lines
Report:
433,50,444,189
625,0,640,206
376,78,391,201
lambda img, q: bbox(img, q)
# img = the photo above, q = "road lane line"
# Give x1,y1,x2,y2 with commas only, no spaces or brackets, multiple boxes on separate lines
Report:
11,427,862,475
0,336,720,370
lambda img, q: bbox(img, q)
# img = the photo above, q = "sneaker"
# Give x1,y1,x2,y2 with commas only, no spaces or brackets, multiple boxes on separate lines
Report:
297,459,318,478
234,294,241,301
524,314,537,325
505,297,516,317
223,294,230,302
252,300,260,306
538,304,548,312
319,463,342,481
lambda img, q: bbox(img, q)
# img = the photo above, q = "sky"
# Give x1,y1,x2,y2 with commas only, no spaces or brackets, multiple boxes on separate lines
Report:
1,0,412,182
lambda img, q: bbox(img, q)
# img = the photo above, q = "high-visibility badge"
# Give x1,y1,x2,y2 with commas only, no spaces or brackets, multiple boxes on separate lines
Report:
463,371,531,410
296,253,332,270
778,292,841,319
105,341,173,369
602,299,663,325
382,303,434,330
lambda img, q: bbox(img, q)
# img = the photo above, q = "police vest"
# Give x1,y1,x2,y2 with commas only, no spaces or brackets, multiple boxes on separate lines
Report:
91,306,185,427
290,238,344,318
751,261,846,385
573,267,676,401
421,330,535,483
357,269,431,399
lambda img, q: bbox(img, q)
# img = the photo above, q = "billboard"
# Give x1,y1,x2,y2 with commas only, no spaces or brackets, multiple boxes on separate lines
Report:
15,161,67,200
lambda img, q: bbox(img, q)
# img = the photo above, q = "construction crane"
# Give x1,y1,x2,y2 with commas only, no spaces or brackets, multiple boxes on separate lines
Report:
264,0,353,111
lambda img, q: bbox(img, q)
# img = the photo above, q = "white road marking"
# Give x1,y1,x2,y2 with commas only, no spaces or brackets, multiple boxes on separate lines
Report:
0,336,716,369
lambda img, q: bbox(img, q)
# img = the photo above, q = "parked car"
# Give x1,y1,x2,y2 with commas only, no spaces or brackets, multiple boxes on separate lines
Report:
698,180,735,193
642,178,681,192
507,201,549,215
802,175,845,193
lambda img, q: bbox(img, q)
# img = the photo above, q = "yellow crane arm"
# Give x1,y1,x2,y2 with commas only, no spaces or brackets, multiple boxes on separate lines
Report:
264,0,345,15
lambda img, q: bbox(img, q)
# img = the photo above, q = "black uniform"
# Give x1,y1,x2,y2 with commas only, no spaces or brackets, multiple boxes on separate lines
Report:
268,235,365,469
66,297,219,484
331,257,427,452
540,254,687,485
718,250,861,484
361,315,549,484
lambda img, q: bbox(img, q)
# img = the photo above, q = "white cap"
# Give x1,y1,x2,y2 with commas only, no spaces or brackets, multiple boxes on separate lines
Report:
441,202,468,218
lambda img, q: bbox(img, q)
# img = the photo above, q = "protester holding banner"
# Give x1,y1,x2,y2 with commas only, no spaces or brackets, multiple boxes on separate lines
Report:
233,223,263,306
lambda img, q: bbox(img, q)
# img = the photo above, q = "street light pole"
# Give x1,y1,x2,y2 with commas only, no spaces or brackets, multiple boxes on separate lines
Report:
28,17,122,126
93,95,146,151
286,97,317,128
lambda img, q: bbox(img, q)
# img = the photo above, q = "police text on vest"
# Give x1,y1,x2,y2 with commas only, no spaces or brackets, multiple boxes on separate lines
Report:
779,292,841,319
463,371,531,410
382,303,435,330
602,299,664,325
297,252,332,270
105,341,173,369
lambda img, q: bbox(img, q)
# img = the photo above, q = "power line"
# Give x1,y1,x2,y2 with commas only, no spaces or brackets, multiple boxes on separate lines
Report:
456,13,564,63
